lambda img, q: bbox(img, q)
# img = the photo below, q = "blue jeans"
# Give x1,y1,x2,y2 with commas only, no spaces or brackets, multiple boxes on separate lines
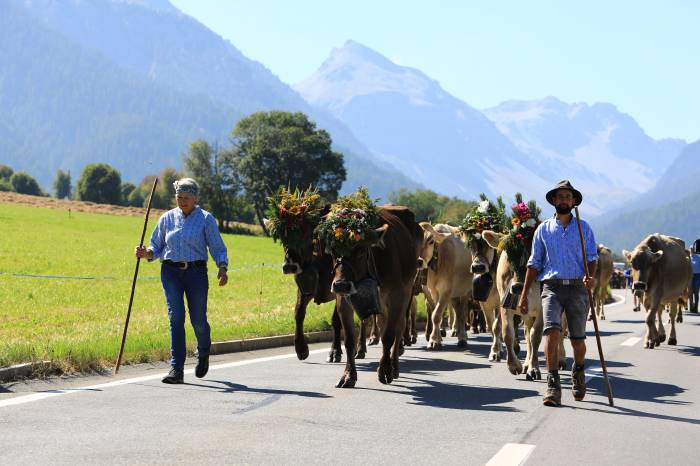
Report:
161,264,211,370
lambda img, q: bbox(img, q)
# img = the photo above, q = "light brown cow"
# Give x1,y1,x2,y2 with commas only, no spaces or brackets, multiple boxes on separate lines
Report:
623,234,692,348
483,230,546,379
419,223,473,349
593,244,614,320
459,231,505,362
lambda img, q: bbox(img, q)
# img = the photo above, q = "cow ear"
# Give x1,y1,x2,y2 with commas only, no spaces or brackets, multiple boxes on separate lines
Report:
622,249,632,260
373,224,390,248
433,232,451,244
420,222,436,235
263,218,271,230
652,250,664,262
482,230,503,249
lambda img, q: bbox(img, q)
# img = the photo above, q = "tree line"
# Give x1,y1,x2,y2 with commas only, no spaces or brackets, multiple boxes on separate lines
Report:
1,110,481,232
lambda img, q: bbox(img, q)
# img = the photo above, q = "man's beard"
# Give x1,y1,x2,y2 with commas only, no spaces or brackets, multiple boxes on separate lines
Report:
556,204,572,215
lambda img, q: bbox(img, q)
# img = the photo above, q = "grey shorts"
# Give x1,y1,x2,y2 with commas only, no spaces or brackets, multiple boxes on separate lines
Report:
541,283,588,340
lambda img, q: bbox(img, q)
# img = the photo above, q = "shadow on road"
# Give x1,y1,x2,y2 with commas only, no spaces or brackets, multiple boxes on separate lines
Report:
588,374,688,406
185,380,332,399
585,330,633,338
675,345,700,357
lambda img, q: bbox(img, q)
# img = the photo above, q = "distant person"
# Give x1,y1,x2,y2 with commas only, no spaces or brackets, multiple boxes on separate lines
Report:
135,178,229,384
691,240,700,313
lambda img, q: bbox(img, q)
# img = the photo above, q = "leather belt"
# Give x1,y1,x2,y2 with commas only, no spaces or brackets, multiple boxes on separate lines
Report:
543,278,583,286
163,260,207,270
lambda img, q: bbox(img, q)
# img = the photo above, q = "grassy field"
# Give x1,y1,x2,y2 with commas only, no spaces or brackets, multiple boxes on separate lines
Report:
0,203,351,372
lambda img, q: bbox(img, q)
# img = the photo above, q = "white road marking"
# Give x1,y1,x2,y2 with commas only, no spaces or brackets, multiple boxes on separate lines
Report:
605,292,626,308
486,443,536,466
620,337,642,347
0,348,328,409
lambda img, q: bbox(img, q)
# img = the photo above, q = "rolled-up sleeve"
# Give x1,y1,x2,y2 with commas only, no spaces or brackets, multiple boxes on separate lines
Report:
148,215,166,261
204,215,228,267
527,225,545,271
585,222,598,263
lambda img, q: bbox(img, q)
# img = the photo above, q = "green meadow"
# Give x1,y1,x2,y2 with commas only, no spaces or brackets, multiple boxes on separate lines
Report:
0,203,348,372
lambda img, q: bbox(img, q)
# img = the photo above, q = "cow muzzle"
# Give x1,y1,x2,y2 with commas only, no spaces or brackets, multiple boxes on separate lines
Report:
417,257,427,270
331,280,357,296
471,263,487,274
282,262,302,275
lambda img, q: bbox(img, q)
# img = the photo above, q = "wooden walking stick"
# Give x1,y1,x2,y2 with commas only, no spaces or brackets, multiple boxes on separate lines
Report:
574,206,614,407
114,177,159,374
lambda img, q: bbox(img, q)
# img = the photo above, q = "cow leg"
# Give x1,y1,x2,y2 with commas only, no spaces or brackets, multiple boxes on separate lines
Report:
452,297,469,348
524,314,544,381
410,296,418,344
379,291,408,384
328,304,343,363
598,289,606,320
645,304,659,349
336,297,357,388
368,315,381,345
656,306,666,345
403,297,415,346
294,291,313,360
423,286,435,342
428,296,448,350
501,307,522,375
668,302,678,345
356,318,368,359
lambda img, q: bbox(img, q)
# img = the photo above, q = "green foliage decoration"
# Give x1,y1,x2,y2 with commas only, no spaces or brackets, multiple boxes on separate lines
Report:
265,187,323,254
315,187,380,257
459,193,507,247
500,193,542,281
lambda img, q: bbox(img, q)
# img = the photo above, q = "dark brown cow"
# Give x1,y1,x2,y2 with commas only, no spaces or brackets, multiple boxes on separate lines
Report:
330,206,422,387
265,208,343,363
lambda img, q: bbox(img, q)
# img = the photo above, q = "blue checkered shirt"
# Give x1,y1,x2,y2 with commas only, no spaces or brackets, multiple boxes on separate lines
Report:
148,207,228,268
527,215,598,281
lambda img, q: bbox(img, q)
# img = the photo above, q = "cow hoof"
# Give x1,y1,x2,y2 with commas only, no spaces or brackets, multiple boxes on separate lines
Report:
441,329,447,337
392,365,399,380
471,326,479,334
295,341,310,361
355,350,366,359
508,364,523,375
668,337,677,345
335,374,356,388
411,335,417,345
655,338,661,347
659,335,666,343
328,349,342,363
378,367,393,385
457,339,468,349
368,337,379,346
645,341,654,349
427,340,442,350
600,315,606,321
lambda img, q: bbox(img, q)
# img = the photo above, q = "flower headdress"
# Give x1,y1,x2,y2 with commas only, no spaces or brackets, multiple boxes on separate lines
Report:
499,193,542,281
265,186,323,253
459,193,507,246
315,187,380,257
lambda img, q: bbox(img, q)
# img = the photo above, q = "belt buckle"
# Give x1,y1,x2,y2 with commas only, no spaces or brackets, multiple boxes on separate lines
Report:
562,279,571,285
179,261,189,270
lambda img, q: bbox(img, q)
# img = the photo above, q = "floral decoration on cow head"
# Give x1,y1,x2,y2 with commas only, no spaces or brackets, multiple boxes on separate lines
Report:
266,186,323,254
315,186,380,257
500,193,542,281
459,193,507,247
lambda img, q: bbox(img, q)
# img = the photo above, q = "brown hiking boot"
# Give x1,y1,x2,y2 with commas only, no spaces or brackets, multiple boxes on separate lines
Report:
572,364,587,401
543,373,562,407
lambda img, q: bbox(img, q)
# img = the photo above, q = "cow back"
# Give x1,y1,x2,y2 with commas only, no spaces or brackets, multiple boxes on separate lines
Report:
639,234,692,301
373,207,422,289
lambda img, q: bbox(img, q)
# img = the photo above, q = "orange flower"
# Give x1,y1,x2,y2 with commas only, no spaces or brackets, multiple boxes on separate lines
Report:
334,227,343,238
353,232,362,241
512,218,521,226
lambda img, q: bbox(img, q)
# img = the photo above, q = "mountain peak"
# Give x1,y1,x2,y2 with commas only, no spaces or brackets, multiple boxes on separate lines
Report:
322,40,400,73
111,0,179,14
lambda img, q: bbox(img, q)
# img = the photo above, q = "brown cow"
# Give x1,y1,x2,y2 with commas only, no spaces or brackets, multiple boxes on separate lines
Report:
330,206,422,387
624,234,692,348
419,223,473,349
459,230,505,361
265,210,343,363
593,244,614,320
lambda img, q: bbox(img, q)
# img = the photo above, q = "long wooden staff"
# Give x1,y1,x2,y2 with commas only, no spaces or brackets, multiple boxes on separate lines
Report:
574,206,614,407
114,177,159,374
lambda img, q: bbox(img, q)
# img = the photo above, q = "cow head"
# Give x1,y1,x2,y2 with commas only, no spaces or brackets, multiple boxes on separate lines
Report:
417,222,451,270
623,246,664,297
460,232,497,275
331,224,389,296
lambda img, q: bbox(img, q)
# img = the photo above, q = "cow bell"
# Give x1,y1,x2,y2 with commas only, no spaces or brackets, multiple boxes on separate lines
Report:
348,278,382,320
472,273,493,302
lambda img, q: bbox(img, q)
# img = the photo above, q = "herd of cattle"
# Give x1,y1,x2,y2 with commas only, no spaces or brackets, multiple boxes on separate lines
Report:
274,205,694,388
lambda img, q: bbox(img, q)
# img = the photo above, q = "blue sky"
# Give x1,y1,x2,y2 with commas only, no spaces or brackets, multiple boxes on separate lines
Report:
170,0,699,142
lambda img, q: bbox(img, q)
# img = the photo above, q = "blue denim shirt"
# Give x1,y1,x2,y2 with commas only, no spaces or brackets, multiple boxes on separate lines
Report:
691,254,700,275
527,215,598,281
149,207,228,268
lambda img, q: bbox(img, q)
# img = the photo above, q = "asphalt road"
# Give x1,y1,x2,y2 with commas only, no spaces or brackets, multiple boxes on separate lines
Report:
1,289,699,465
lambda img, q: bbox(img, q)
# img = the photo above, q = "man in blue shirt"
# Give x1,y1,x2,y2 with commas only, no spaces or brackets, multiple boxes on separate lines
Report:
690,240,700,313
518,180,598,407
136,178,229,384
